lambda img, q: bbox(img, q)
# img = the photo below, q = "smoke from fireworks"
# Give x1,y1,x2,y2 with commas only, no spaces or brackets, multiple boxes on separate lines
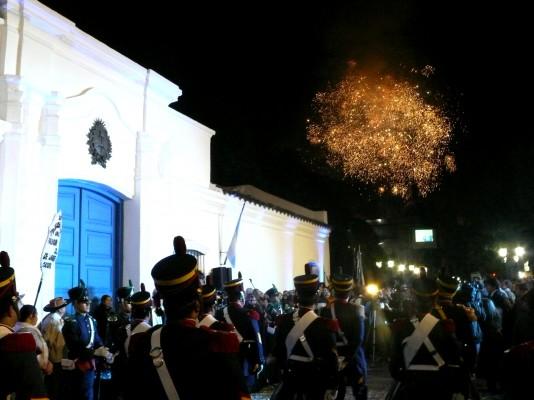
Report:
307,67,455,198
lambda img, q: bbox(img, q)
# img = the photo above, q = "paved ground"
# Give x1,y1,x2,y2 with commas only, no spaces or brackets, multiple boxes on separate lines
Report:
251,364,391,399
251,364,506,400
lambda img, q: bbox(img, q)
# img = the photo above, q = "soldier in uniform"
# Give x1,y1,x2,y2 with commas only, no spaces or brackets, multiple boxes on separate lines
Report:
272,274,339,400
0,250,49,399
435,275,479,376
115,283,133,330
199,284,233,330
123,284,152,357
62,281,113,400
127,235,250,400
216,277,264,391
389,278,465,400
320,274,367,400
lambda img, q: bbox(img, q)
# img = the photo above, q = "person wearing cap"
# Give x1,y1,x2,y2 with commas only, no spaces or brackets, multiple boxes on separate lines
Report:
435,275,479,385
124,283,152,357
215,277,265,391
388,278,465,400
116,282,133,327
40,297,69,400
62,281,112,400
0,251,49,399
199,284,232,330
272,274,339,400
320,274,367,400
127,236,250,399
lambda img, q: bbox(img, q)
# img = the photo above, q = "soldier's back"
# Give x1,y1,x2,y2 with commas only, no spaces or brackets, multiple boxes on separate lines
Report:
127,319,248,400
0,331,48,399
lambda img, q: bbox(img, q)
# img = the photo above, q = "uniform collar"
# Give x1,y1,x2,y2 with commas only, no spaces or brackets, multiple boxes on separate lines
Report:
178,318,197,328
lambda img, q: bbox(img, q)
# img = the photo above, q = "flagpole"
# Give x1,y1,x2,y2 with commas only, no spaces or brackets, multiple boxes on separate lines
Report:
223,201,246,266
218,214,223,266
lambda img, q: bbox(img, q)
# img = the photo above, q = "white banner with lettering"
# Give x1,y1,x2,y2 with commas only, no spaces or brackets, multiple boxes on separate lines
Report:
40,211,62,271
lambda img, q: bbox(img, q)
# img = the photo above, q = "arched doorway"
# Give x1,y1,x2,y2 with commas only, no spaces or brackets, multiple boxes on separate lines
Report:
55,180,124,303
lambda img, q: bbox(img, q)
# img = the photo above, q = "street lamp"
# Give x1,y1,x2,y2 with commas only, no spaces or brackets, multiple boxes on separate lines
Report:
387,260,395,268
498,248,508,261
375,261,383,268
398,264,406,272
515,246,525,258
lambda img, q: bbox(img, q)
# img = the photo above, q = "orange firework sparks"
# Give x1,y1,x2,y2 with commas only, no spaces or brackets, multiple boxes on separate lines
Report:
307,69,455,198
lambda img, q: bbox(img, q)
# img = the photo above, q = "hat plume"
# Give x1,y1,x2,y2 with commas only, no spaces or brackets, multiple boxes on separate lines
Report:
0,251,10,268
173,236,187,255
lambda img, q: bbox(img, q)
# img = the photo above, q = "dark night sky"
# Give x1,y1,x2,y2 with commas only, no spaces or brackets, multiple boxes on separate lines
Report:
38,1,531,236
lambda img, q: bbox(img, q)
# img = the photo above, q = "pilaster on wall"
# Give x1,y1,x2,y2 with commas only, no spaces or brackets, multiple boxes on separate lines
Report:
33,90,63,313
123,130,159,289
0,74,24,253
0,74,24,124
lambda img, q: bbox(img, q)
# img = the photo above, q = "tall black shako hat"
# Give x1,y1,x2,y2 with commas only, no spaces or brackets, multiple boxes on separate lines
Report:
68,279,90,302
224,278,244,298
436,275,459,299
117,280,134,301
0,251,17,301
130,283,152,309
294,274,319,299
201,284,217,306
331,273,353,296
412,277,439,299
151,236,199,301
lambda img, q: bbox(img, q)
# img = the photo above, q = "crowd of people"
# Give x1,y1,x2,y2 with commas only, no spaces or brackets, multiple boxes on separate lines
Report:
1,242,534,400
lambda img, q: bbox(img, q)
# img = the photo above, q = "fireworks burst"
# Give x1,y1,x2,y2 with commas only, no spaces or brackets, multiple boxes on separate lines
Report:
307,68,455,198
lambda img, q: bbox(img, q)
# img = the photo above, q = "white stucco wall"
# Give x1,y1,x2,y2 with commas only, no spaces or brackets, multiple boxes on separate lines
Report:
0,0,330,313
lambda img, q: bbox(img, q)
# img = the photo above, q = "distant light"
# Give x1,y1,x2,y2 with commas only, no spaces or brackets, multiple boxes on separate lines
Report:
387,260,395,268
518,271,526,279
398,264,406,272
376,219,383,223
515,246,526,258
524,261,530,272
513,255,520,263
413,267,421,275
366,284,379,297
375,261,383,268
498,248,508,258
378,242,385,246
408,265,415,271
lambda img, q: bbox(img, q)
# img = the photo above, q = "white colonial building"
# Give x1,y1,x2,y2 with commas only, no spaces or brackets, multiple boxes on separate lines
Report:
0,0,330,311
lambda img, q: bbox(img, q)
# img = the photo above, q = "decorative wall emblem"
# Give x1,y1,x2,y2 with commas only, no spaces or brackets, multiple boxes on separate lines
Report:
87,119,112,168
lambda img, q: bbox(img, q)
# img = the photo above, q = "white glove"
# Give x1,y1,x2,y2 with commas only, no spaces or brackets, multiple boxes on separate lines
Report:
94,346,110,358
324,389,338,400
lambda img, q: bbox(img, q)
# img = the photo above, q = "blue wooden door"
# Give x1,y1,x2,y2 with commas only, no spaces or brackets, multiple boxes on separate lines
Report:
80,190,116,302
56,183,118,302
55,187,81,300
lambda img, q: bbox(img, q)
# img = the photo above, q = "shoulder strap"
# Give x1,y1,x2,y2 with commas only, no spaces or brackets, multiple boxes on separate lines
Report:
223,307,243,342
87,316,95,349
150,327,180,400
330,303,348,347
402,314,445,371
125,322,151,356
285,310,318,361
